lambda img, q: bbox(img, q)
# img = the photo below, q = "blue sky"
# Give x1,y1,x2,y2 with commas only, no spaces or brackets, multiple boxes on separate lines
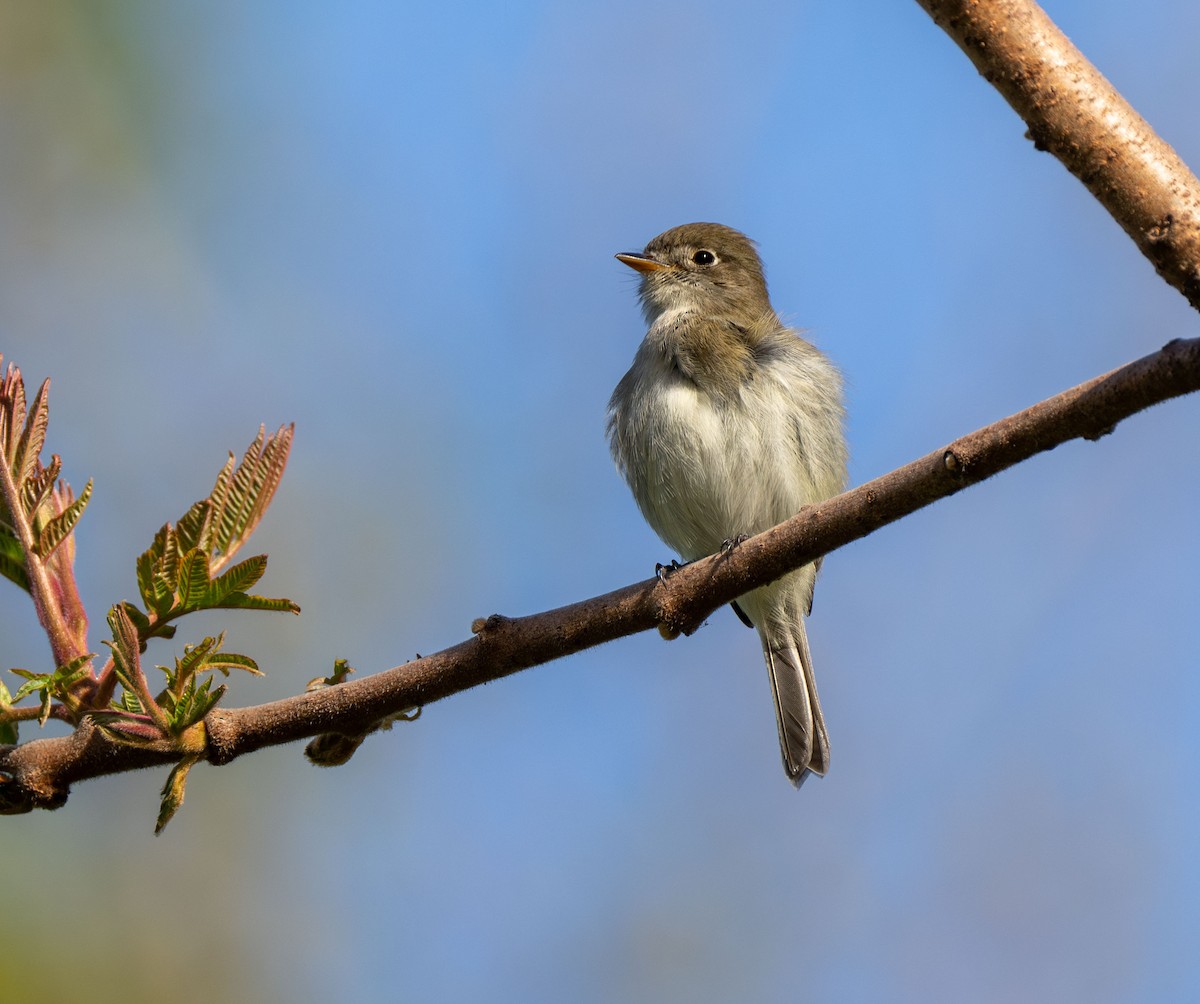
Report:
1,3,1198,1001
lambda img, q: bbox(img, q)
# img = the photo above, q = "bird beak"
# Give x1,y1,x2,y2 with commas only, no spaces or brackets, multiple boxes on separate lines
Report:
615,252,669,273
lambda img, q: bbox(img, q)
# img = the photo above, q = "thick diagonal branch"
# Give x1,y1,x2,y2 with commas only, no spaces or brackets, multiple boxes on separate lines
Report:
2,337,1197,813
916,0,1200,310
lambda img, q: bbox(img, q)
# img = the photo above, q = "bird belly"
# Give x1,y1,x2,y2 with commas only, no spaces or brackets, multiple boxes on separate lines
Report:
629,377,812,564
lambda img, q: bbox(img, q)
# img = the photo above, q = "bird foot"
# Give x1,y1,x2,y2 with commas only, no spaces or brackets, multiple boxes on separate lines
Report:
655,559,684,583
720,533,750,553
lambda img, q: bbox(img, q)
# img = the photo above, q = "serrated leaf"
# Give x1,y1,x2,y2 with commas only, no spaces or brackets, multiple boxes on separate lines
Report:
156,526,182,607
0,671,15,743
105,605,170,732
119,602,152,649
173,634,222,682
50,653,94,694
21,455,60,521
34,478,91,559
175,499,214,554
176,548,211,611
0,679,16,744
9,669,51,703
11,378,49,484
213,592,300,615
59,655,92,684
204,554,267,606
135,548,156,611
156,754,201,835
105,606,138,684
207,452,236,529
204,652,262,677
112,689,144,714
138,523,181,617
3,655,96,725
0,363,27,462
0,529,29,592
171,679,226,732
142,521,169,569
208,424,293,573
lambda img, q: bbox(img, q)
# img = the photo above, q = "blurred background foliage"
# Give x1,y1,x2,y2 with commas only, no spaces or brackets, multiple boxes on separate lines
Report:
1,2,1198,1002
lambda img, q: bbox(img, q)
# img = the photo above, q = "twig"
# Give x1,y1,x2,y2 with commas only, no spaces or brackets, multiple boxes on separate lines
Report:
915,0,1200,310
2,337,1196,814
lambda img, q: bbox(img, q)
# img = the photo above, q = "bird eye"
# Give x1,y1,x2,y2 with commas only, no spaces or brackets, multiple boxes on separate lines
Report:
692,250,716,266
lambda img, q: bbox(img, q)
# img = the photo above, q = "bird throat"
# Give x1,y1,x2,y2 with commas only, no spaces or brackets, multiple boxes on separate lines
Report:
649,308,758,399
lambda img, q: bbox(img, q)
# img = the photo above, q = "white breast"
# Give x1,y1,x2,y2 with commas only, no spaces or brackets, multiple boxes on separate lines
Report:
616,363,822,562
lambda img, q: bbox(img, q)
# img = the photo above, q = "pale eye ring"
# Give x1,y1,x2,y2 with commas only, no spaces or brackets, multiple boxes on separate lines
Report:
692,249,716,266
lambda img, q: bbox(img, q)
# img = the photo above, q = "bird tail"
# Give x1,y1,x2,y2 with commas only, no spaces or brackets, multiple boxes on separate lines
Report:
761,618,830,786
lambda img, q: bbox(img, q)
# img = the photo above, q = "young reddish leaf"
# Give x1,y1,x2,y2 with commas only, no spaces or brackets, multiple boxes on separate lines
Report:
20,455,61,521
119,602,152,647
92,712,165,746
105,605,170,733
208,424,293,573
0,362,28,461
11,378,49,484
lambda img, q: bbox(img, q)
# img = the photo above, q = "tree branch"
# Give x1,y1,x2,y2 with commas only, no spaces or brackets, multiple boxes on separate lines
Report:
915,0,1200,310
2,336,1197,813
3,0,1199,819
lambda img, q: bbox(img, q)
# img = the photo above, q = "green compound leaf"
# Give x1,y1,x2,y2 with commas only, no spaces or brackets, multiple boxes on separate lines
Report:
207,425,293,574
0,529,29,592
174,499,214,555
163,675,226,733
176,548,211,612
9,654,93,723
214,592,300,615
0,679,17,745
34,478,92,559
204,554,267,606
9,668,51,704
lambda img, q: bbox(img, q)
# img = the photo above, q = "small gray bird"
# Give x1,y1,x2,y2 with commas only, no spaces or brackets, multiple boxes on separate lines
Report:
607,222,847,785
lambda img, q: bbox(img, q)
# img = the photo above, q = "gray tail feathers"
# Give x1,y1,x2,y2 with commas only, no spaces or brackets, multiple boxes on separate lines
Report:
762,620,830,786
